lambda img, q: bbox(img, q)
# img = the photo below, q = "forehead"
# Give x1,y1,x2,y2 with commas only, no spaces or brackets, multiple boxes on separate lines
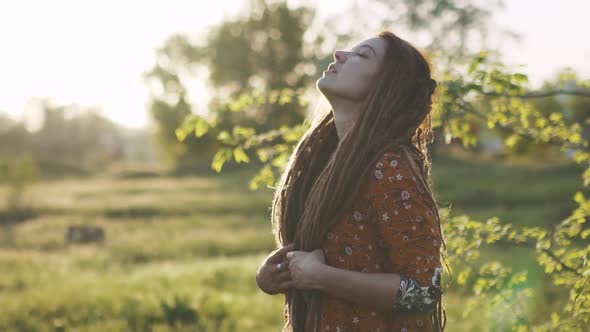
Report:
352,37,386,59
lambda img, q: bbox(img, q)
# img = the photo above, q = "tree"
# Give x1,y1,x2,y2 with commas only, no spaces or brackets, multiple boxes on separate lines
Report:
145,0,321,170
30,99,125,171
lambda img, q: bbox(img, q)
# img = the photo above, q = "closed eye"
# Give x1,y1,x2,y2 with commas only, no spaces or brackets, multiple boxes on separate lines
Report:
351,47,368,58
351,49,365,56
351,44,376,58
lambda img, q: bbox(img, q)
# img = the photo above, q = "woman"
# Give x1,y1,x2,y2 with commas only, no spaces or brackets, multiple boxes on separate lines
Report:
256,30,448,332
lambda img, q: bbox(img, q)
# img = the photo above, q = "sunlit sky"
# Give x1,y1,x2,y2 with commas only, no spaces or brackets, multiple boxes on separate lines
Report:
1,0,589,129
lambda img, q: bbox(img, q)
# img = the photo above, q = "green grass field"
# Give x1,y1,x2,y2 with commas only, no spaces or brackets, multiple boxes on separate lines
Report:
0,153,586,331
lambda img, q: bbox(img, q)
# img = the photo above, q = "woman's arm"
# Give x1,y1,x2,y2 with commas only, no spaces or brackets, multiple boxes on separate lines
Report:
315,265,441,313
316,264,400,310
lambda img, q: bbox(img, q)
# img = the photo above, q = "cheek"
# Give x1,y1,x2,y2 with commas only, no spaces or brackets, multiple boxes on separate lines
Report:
343,68,376,99
317,63,378,100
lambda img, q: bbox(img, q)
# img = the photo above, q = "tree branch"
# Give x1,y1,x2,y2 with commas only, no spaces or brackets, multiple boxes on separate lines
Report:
482,88,590,99
493,238,584,277
456,99,589,152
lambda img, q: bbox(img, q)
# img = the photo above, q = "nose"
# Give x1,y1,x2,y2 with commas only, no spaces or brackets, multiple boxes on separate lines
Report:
334,50,347,63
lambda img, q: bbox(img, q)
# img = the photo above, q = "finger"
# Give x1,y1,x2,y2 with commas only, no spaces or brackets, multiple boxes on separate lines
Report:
279,280,297,291
275,259,290,273
277,270,291,282
269,243,295,262
275,243,295,257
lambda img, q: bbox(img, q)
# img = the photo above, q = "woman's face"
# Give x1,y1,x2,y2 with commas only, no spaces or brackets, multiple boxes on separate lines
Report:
316,36,386,102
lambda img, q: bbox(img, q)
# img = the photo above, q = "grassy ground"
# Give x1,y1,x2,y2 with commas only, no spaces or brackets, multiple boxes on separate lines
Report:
0,153,586,331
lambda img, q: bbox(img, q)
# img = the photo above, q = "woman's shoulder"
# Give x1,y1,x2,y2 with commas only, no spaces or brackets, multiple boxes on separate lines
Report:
366,144,427,194
352,145,425,201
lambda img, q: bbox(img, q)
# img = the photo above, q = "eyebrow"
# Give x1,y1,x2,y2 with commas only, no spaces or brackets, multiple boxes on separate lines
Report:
352,44,377,57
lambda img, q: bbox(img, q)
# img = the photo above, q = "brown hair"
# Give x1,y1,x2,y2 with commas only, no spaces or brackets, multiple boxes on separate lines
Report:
271,30,448,332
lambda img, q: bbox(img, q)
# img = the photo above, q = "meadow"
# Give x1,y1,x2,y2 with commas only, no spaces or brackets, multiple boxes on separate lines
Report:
0,152,585,331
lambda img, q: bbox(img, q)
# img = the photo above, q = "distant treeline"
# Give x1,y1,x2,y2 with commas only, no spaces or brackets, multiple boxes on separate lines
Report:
0,98,158,177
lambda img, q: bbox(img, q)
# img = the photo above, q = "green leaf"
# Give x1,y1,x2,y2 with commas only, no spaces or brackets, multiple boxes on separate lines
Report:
508,271,528,287
505,134,521,149
233,126,255,139
574,191,585,204
549,112,563,122
233,147,250,163
513,73,528,83
468,51,487,74
194,117,209,137
256,147,273,163
175,128,188,142
551,312,560,325
217,130,232,143
458,268,471,285
248,163,275,191
211,148,232,173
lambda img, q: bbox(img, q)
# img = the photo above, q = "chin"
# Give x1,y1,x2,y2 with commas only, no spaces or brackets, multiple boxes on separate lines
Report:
316,76,333,94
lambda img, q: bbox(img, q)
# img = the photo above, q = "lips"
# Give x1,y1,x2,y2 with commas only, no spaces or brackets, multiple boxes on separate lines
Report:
328,64,337,73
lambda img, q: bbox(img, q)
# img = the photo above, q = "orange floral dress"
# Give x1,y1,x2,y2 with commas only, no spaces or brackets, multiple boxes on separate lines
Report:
317,145,443,332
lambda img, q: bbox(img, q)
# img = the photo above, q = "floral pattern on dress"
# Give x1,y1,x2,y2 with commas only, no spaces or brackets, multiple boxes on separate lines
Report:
313,145,444,332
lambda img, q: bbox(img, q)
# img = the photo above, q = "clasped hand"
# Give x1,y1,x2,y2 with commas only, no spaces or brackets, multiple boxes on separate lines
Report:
285,247,326,290
256,244,326,295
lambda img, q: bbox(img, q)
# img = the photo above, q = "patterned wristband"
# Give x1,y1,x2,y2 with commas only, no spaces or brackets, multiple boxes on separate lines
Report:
394,274,442,314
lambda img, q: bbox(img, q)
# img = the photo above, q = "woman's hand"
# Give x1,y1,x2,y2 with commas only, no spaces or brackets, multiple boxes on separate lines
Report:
285,248,326,290
256,243,296,295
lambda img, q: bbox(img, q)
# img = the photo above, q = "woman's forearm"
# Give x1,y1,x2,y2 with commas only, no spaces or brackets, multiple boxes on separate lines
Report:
315,264,441,314
316,264,400,311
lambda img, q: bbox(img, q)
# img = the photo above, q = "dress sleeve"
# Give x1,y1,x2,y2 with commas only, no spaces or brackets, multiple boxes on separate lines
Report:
367,149,443,314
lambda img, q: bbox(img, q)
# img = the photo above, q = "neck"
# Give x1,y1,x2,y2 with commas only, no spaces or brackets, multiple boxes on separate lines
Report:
328,97,362,141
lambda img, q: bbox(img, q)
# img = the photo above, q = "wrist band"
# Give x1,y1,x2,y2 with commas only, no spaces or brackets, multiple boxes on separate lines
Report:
394,273,442,314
